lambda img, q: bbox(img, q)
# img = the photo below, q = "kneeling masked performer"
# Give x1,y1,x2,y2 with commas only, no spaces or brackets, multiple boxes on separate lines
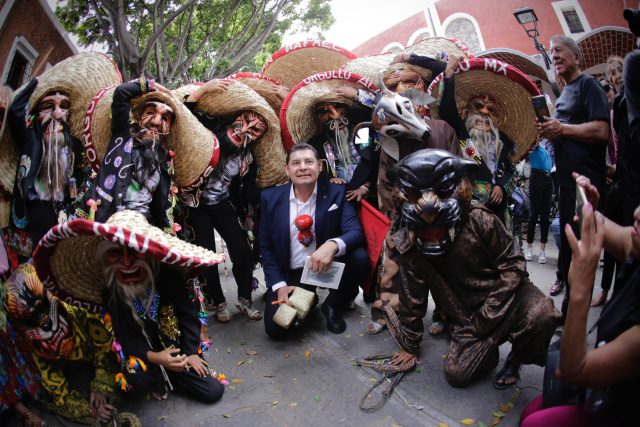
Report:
34,210,226,403
385,149,560,389
5,262,117,424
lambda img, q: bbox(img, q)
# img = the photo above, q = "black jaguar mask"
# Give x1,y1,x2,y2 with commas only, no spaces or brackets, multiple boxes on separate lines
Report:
388,149,477,256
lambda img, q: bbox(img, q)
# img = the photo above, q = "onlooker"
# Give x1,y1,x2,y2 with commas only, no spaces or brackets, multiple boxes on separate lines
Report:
606,55,624,93
519,175,640,427
524,135,554,264
537,35,610,314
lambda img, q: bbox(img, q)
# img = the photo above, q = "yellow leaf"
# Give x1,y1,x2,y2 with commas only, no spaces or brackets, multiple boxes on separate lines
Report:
461,419,475,425
288,402,298,408
438,423,448,427
272,400,279,405
491,416,502,426
499,402,514,413
236,360,245,366
231,378,242,383
304,350,311,359
245,350,258,356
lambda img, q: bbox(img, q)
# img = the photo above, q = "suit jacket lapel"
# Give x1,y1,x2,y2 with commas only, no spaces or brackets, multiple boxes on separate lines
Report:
277,183,292,268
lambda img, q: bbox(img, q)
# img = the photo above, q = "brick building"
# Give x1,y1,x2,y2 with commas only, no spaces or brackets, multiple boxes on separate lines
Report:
353,0,636,96
0,0,77,90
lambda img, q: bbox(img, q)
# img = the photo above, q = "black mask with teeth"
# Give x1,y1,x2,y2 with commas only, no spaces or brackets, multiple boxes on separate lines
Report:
388,149,478,256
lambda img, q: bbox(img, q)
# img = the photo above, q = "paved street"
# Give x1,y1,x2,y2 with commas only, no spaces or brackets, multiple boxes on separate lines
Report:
8,235,604,427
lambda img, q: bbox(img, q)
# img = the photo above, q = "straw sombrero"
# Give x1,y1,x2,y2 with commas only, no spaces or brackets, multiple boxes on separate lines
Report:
0,53,121,203
0,86,15,228
32,210,224,314
280,71,380,151
403,36,472,61
190,80,287,188
262,40,357,89
224,72,289,114
83,84,220,191
340,54,396,89
428,58,540,162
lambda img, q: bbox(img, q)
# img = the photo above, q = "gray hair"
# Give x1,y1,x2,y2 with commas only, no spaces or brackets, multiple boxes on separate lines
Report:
550,35,583,65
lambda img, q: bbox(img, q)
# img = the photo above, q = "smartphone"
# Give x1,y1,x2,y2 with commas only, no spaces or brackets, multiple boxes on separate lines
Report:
532,95,550,122
575,183,588,238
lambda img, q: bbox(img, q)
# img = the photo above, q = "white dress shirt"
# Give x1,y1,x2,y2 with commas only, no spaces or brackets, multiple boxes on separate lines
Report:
272,183,346,291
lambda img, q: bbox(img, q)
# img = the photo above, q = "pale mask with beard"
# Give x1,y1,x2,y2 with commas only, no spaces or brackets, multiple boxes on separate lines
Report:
34,91,73,202
463,96,503,174
98,241,157,319
315,102,357,181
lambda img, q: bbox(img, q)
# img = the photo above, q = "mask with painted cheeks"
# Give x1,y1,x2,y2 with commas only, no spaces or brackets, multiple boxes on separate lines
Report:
226,110,267,148
388,149,477,256
37,91,70,137
464,95,500,127
139,101,175,139
5,264,74,359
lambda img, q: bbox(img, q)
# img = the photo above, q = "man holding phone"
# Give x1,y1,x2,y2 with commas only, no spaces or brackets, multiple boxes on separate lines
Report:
537,35,610,313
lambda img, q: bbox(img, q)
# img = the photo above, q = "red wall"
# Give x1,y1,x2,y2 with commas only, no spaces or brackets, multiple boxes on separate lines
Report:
0,0,74,79
353,12,427,56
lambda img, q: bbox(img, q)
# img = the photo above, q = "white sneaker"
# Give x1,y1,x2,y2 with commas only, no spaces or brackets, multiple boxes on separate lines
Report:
523,247,533,261
539,251,547,264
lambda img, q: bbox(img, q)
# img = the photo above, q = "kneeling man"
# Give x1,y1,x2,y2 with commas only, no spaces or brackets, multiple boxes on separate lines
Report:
260,143,369,338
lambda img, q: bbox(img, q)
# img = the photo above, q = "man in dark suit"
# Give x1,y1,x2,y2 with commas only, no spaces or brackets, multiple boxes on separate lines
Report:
259,143,369,339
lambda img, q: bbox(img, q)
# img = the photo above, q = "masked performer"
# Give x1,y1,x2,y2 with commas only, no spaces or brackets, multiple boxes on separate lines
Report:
4,53,121,258
177,80,287,323
34,210,226,403
0,238,42,426
5,262,117,424
385,149,560,389
429,58,540,224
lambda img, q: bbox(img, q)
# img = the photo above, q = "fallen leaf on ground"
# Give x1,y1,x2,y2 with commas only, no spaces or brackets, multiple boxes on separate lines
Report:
478,422,488,427
288,402,298,408
157,416,169,421
492,410,505,418
228,385,236,390
222,414,232,418
231,378,242,383
284,353,290,358
245,350,257,356
358,333,364,336
460,419,474,425
491,416,501,426
272,400,279,405
314,395,321,403
248,358,253,365
438,423,448,427
369,377,377,383
236,360,245,366
499,402,514,413
345,334,351,338
262,374,274,378
415,367,423,373
304,350,311,359
226,347,231,353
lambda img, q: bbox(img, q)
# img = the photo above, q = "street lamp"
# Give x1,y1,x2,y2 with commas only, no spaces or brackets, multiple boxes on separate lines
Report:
513,7,552,70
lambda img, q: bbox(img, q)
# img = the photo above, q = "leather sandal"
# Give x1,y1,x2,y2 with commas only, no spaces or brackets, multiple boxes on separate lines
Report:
236,297,262,320
493,353,521,390
590,290,608,307
549,279,564,296
367,321,386,335
212,302,230,323
428,320,447,336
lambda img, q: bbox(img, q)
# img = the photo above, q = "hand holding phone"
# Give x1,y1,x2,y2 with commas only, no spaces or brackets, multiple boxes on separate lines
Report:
532,95,551,122
575,183,588,238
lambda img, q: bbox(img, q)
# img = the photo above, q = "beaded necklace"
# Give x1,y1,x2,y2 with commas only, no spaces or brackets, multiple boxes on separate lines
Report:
132,288,159,321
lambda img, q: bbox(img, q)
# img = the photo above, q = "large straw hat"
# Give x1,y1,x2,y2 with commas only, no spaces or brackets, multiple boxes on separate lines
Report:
192,80,287,188
83,84,220,190
403,36,472,60
341,54,396,88
32,210,224,314
224,72,289,114
30,52,122,139
280,71,380,151
262,40,357,89
428,58,540,162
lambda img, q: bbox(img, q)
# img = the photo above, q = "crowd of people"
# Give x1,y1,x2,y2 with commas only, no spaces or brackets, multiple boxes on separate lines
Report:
0,7,638,426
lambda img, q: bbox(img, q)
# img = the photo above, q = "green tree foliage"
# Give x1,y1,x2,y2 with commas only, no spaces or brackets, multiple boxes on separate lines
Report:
56,0,334,85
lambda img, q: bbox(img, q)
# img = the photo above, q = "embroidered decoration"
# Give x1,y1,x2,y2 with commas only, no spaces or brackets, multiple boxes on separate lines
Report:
104,174,116,190
114,156,122,168
132,290,159,321
115,372,129,391
124,139,133,153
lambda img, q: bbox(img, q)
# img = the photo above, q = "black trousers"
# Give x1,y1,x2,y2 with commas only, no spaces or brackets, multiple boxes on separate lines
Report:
527,169,553,244
263,247,369,340
188,201,252,304
26,200,60,249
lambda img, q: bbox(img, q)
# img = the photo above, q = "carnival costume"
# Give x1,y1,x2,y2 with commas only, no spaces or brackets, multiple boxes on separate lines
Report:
33,210,226,403
1,53,121,257
386,149,560,387
5,262,116,424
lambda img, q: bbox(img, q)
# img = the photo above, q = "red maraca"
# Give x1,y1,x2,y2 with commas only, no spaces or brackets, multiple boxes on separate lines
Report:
295,214,314,247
